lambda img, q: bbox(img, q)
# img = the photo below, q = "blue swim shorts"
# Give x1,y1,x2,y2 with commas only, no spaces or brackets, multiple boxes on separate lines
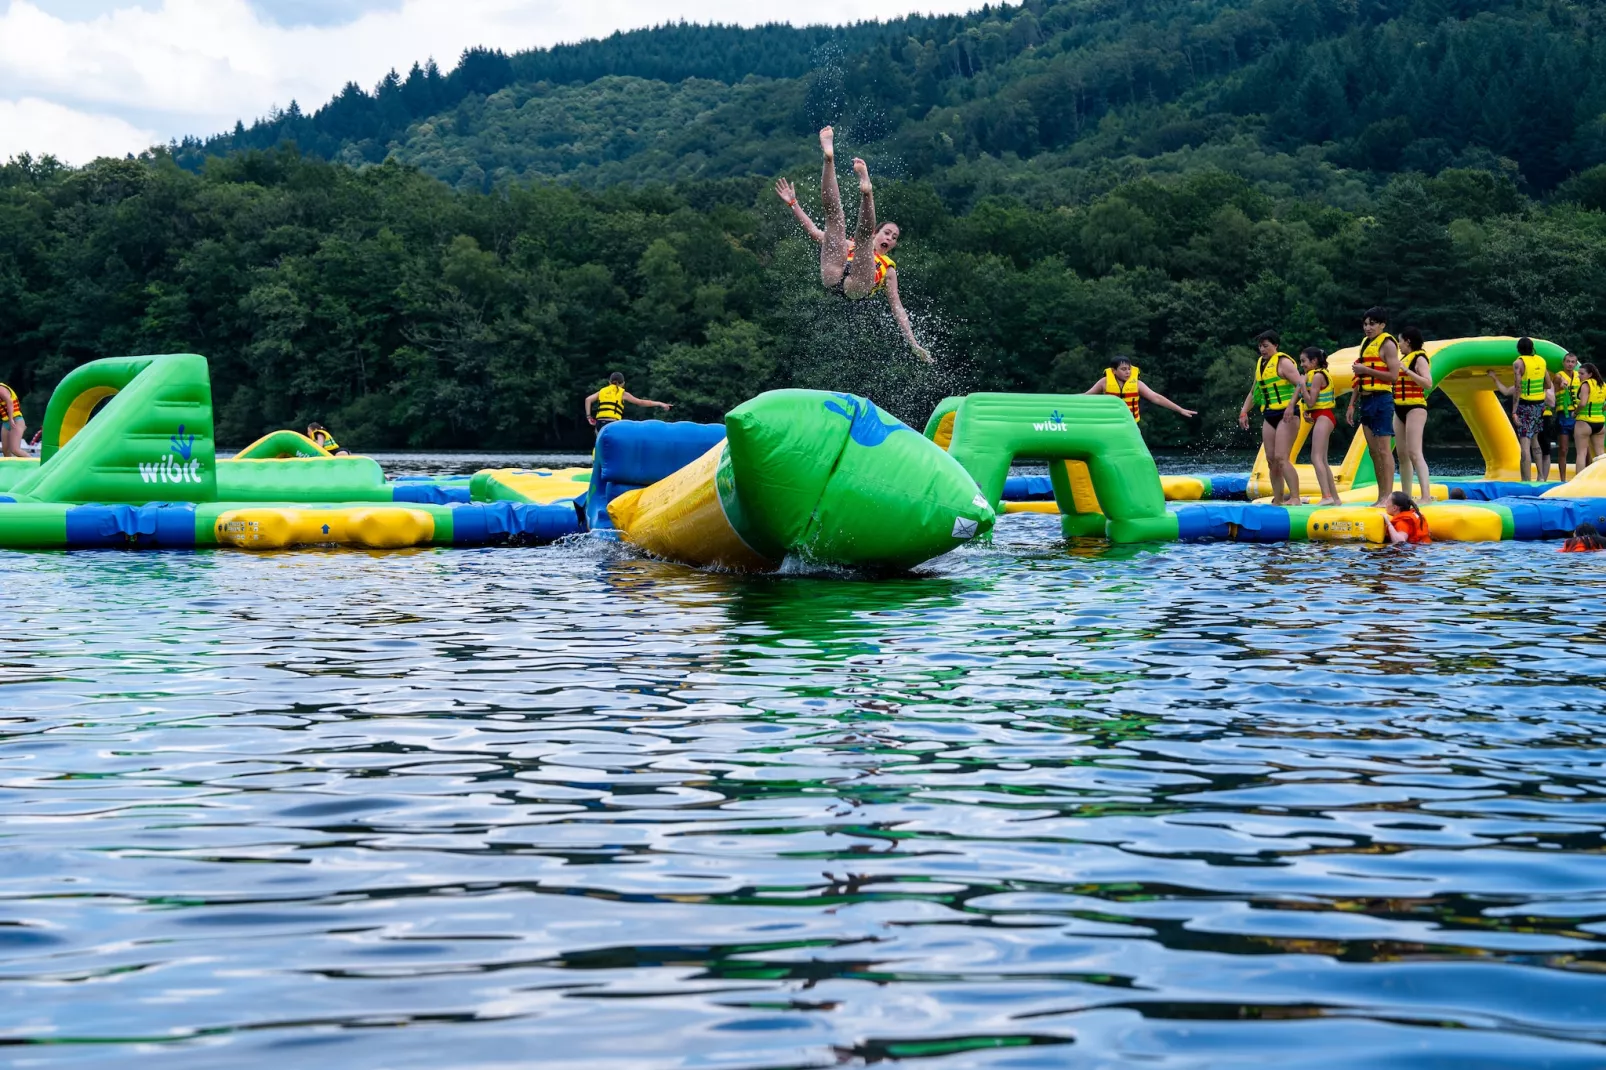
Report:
1357,391,1395,437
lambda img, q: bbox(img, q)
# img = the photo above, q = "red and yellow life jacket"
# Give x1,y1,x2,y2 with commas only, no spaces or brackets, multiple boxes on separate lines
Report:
845,242,894,292
1394,349,1429,407
0,383,21,420
1105,365,1141,421
1356,332,1396,393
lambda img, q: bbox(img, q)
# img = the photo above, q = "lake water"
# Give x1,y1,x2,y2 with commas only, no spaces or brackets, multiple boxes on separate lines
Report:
4,452,1604,1068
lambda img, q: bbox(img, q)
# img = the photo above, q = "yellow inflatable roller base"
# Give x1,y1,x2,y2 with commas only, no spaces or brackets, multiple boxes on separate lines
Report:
607,443,775,572
216,506,435,550
1303,502,1503,543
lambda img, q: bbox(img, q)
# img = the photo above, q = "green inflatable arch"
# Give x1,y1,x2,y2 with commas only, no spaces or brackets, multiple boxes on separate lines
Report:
934,393,1174,542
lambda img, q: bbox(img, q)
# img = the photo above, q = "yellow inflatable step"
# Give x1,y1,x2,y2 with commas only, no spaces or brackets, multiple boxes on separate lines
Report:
215,507,435,550
1420,503,1504,541
1305,507,1387,543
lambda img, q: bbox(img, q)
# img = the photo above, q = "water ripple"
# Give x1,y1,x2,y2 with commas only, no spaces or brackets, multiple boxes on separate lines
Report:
2,523,1604,1068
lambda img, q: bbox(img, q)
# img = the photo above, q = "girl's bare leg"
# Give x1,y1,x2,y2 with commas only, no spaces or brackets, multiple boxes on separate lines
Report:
818,127,849,288
1405,408,1430,500
1312,419,1340,504
842,158,879,299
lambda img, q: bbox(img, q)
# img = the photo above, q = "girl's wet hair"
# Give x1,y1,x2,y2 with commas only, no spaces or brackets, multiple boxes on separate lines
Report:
1300,346,1327,368
1388,490,1423,516
1568,522,1605,551
1584,362,1601,381
1400,327,1425,350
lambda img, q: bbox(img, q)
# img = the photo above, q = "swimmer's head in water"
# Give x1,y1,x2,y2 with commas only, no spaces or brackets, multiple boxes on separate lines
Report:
873,222,900,255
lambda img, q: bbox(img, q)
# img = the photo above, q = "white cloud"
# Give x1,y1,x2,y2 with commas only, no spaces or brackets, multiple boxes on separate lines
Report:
0,0,987,163
0,96,155,164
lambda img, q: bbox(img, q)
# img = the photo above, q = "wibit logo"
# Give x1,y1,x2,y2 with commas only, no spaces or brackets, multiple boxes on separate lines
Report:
823,393,910,447
140,423,205,484
1033,409,1069,432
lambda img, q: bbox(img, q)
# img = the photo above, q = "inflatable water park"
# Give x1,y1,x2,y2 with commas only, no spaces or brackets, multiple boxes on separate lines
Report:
2,341,1604,567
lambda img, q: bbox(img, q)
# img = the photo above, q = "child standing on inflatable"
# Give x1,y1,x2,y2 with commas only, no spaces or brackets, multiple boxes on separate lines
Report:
1238,330,1306,505
773,128,931,362
0,381,26,459
1487,337,1553,482
1549,352,1582,483
1346,308,1401,509
1576,362,1605,472
1298,347,1342,506
307,423,348,456
585,372,673,433
1392,327,1433,502
1084,357,1196,425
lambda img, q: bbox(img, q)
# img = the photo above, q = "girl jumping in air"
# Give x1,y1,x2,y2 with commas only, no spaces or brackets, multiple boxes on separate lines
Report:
1298,347,1342,506
774,127,931,362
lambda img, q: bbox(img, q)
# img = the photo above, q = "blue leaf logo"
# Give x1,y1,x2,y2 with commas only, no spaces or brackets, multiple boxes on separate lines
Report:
169,424,196,461
1049,410,1064,425
823,393,910,448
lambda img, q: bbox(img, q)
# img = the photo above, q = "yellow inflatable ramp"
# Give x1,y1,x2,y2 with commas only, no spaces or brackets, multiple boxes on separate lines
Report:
215,507,435,550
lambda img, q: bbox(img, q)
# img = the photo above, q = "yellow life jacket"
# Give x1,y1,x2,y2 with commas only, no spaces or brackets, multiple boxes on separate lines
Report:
846,245,895,292
596,383,625,421
1554,367,1580,413
1356,332,1395,393
1307,369,1335,411
1254,351,1296,411
314,431,341,453
1581,380,1604,423
0,383,21,420
1105,365,1141,422
1519,354,1548,402
1394,350,1429,408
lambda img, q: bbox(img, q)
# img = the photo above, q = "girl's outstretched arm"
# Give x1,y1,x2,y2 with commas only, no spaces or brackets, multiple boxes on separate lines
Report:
775,178,824,243
883,270,932,362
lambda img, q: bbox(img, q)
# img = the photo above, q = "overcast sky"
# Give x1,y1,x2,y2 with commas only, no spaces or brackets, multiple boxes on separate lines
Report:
1,0,982,164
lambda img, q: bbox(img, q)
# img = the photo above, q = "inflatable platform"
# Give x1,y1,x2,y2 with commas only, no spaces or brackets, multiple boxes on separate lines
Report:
0,354,991,572
926,378,1606,546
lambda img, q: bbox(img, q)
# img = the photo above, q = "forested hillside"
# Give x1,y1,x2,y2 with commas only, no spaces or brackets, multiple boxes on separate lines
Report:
5,0,1606,449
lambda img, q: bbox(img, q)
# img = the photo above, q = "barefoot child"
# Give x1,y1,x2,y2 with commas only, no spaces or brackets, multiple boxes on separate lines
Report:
1299,347,1342,505
1576,363,1604,473
1384,490,1430,545
1085,357,1197,425
1347,308,1401,508
774,129,931,362
1487,337,1553,482
1392,327,1433,501
1550,352,1581,483
1238,330,1306,505
0,381,27,459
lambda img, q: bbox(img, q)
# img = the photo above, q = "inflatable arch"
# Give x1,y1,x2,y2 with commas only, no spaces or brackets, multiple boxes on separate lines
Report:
930,393,1171,542
230,429,331,460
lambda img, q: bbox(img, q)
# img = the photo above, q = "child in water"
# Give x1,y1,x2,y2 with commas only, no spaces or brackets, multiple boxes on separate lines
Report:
1562,522,1605,552
1383,490,1430,545
1298,346,1342,506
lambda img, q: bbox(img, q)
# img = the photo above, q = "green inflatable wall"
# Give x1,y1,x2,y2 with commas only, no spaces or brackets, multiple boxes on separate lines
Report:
18,354,216,504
